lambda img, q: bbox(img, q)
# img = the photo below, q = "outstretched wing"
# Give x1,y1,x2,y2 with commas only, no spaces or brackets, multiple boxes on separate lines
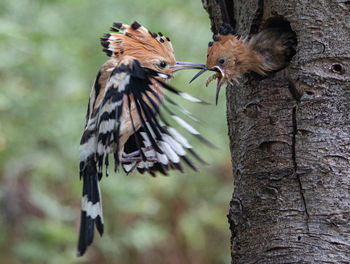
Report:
81,58,212,179
122,62,213,175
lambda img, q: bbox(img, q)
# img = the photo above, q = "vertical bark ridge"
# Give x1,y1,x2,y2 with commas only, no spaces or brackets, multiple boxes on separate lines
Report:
292,105,310,233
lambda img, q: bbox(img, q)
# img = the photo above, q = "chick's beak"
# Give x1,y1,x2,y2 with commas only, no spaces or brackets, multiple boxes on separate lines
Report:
190,65,226,105
172,61,206,72
212,66,225,105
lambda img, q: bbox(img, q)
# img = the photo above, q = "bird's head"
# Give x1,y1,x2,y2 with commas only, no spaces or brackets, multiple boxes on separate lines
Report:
100,21,204,79
191,24,259,104
205,34,243,97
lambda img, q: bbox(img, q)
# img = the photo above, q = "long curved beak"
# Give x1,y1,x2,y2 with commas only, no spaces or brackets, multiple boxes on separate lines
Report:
189,67,207,83
216,78,224,105
212,66,225,105
172,61,206,72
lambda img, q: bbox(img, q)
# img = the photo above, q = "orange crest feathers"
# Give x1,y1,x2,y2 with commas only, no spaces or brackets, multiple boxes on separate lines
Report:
100,21,175,65
206,23,267,77
206,24,247,70
206,35,246,69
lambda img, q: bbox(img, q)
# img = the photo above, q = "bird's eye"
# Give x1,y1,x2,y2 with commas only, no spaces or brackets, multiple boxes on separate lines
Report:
159,61,167,68
218,58,226,65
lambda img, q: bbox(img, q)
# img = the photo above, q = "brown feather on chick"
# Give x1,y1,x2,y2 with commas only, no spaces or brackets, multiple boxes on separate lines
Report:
191,23,297,104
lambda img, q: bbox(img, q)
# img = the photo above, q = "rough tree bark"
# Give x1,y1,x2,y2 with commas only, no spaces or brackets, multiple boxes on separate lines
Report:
201,0,350,263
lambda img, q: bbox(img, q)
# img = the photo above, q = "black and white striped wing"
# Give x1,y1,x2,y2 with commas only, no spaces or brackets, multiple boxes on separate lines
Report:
120,60,213,175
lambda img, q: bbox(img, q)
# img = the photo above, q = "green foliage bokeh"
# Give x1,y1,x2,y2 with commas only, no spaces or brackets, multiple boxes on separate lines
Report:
0,0,232,263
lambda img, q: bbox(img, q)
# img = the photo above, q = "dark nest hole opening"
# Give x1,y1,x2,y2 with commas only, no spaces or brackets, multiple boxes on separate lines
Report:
261,16,298,66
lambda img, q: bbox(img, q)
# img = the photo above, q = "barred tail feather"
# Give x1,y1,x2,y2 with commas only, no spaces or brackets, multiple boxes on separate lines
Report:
77,156,104,257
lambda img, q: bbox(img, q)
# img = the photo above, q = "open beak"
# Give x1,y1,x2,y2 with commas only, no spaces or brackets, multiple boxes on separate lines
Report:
172,61,206,72
212,66,225,105
190,65,227,105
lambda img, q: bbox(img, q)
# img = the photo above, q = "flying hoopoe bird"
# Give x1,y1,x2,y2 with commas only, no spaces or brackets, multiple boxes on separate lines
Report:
77,21,212,256
191,23,297,104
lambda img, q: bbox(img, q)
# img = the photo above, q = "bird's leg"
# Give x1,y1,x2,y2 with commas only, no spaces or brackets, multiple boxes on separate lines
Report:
120,157,143,162
121,145,154,158
120,156,158,163
128,161,141,173
122,150,141,158
120,145,157,163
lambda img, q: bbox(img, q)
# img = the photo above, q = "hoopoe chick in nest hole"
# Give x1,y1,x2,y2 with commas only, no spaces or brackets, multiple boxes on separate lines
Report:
78,21,213,257
191,23,297,104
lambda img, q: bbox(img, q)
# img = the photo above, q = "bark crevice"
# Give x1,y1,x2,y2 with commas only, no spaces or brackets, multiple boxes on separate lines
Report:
249,0,264,34
292,106,310,233
217,0,235,29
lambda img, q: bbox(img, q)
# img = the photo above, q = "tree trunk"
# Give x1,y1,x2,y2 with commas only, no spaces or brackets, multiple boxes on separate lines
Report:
201,0,350,263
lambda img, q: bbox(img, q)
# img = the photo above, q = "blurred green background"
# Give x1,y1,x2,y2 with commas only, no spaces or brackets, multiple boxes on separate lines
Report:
0,0,232,263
